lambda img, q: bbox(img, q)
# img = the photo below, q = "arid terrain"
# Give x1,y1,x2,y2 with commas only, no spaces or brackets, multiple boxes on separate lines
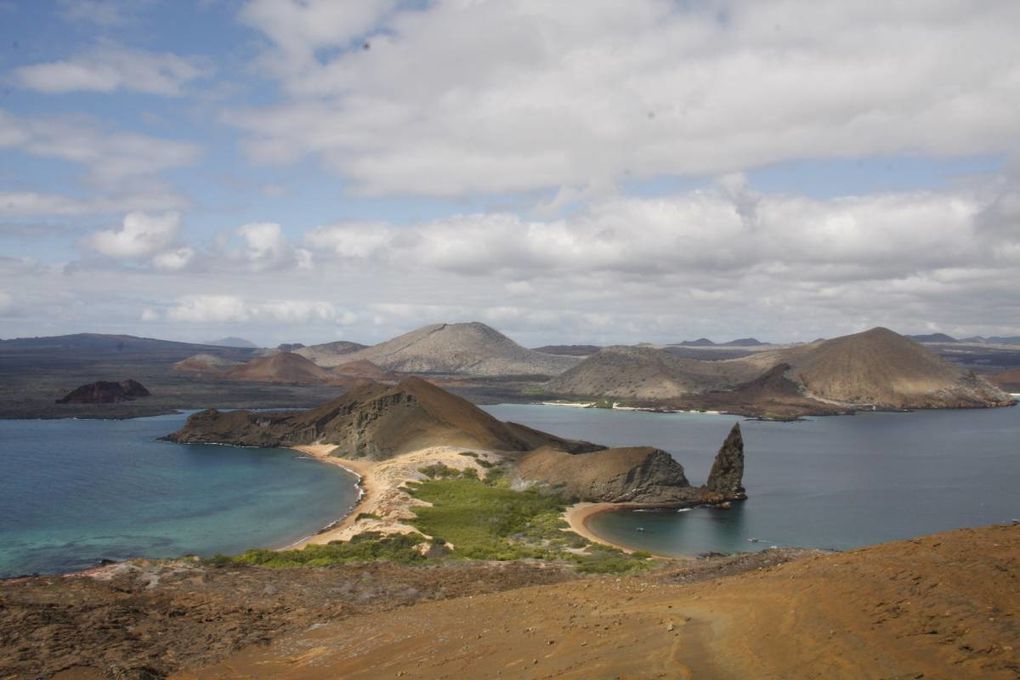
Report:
3,525,1014,679
179,524,1020,680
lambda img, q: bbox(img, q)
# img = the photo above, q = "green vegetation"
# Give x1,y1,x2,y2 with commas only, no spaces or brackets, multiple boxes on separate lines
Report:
405,474,651,572
204,464,652,573
209,532,426,568
355,512,382,521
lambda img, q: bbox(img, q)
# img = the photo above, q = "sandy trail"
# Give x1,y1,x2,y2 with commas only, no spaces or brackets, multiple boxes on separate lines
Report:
177,524,1019,680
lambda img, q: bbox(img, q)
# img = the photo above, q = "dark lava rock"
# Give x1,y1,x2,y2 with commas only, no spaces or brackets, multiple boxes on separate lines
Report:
702,423,746,500
56,379,151,404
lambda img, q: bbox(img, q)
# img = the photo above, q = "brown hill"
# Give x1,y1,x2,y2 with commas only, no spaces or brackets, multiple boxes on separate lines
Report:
222,352,333,385
548,328,1012,414
165,377,597,458
546,345,761,400
330,359,393,382
517,446,694,504
781,327,1012,408
325,322,579,376
186,523,1020,679
166,378,743,503
173,353,241,377
293,340,367,364
988,367,1020,391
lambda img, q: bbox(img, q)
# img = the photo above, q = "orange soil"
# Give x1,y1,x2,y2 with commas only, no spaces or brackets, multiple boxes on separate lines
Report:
177,523,1019,679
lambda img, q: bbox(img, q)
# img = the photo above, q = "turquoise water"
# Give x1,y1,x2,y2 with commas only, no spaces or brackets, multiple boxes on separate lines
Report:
484,404,1020,555
0,413,359,577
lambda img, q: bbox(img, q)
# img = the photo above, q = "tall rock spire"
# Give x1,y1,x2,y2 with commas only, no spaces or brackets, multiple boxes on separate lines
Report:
704,422,746,499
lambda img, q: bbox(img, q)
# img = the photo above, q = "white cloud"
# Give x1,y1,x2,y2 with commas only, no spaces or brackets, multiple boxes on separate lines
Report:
0,108,201,190
239,0,391,75
162,294,348,325
231,0,1020,196
0,290,12,316
233,222,312,271
297,186,1001,284
14,46,211,96
0,191,188,217
87,211,181,258
304,221,392,258
151,246,195,271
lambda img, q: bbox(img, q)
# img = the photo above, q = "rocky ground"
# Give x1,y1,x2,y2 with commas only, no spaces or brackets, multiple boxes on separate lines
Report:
180,524,1019,680
0,550,810,679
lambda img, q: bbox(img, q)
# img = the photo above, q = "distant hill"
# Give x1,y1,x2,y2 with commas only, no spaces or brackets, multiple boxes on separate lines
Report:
204,337,259,349
531,344,602,357
906,333,958,344
294,340,368,365
328,322,580,377
331,359,394,382
719,338,767,347
768,328,1010,409
988,368,1020,391
56,379,150,404
223,352,334,384
677,338,716,347
547,346,761,400
167,377,595,457
0,333,233,355
173,353,242,376
987,336,1020,345
548,328,1012,413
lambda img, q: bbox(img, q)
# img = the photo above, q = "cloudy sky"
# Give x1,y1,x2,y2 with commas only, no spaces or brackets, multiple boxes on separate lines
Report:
1,0,1019,347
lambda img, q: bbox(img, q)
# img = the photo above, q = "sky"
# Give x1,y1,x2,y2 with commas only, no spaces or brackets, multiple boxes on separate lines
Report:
1,0,1019,348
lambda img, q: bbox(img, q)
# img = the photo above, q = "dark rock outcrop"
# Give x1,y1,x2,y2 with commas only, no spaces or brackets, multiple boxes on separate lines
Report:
56,380,150,404
515,422,747,505
703,423,746,500
516,446,697,504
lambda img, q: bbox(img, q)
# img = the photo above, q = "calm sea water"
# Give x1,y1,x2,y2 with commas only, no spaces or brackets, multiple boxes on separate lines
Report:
484,404,1020,555
0,413,359,577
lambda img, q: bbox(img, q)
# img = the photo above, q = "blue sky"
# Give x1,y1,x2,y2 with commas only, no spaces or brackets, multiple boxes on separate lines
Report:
1,0,1018,346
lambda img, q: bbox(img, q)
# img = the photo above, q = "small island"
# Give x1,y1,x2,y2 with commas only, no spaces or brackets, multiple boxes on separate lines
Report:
56,379,151,404
164,377,746,559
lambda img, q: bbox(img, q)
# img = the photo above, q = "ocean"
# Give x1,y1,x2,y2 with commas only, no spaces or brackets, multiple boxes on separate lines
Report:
484,403,1020,555
2,403,1016,576
0,413,359,577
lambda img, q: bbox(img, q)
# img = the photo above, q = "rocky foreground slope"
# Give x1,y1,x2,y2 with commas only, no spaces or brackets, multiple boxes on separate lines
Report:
178,523,1019,679
167,377,742,505
549,327,1014,415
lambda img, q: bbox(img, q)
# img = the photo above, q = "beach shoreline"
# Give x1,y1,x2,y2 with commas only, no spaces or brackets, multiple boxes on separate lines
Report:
286,444,508,550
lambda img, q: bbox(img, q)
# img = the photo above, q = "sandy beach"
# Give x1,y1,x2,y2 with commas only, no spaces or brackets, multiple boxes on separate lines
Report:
290,445,656,555
287,444,507,549
290,445,660,556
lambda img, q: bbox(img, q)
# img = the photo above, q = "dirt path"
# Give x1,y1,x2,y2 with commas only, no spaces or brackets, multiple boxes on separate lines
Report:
178,524,1020,680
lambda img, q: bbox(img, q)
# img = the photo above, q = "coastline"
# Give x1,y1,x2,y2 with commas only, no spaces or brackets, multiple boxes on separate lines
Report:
563,502,690,557
564,502,634,552
286,444,507,549
286,445,376,548
288,447,684,558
